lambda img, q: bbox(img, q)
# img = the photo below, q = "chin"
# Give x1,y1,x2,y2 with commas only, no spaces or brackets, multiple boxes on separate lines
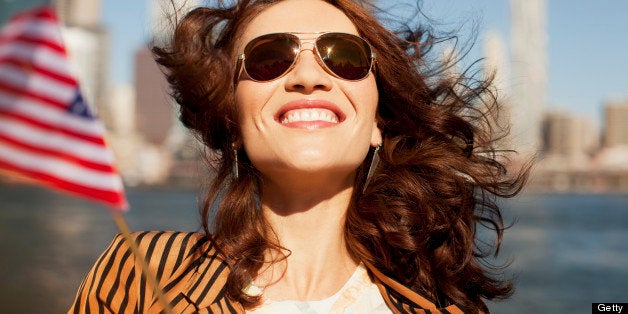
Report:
286,156,363,175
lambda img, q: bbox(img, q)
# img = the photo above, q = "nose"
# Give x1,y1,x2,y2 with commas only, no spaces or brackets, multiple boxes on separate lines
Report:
284,47,333,94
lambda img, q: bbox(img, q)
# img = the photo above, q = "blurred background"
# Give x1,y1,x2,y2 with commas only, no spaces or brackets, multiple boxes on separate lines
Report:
1,0,627,313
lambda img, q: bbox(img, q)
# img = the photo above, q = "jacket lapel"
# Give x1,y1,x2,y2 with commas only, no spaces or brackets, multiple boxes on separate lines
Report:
363,261,466,314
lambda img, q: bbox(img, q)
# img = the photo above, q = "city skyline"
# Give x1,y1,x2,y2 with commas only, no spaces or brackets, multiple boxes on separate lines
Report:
96,0,628,124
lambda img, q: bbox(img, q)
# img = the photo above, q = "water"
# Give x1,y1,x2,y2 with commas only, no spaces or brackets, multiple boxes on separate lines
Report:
0,185,201,314
1,185,627,313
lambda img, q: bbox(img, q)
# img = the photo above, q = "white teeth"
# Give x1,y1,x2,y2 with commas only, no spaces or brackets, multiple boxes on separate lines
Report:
281,108,339,124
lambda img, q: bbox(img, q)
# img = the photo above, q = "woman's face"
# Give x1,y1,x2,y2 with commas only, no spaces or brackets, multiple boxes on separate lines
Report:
234,0,381,180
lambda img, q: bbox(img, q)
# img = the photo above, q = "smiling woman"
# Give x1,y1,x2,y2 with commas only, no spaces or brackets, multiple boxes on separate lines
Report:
70,0,529,313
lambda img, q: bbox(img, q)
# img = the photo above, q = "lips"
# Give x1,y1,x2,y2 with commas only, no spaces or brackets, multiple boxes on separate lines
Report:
276,99,345,129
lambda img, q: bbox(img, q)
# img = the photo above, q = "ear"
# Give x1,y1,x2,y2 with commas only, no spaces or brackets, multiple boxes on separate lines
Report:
370,120,382,147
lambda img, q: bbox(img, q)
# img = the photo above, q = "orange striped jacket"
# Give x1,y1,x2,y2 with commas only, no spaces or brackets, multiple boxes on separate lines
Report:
69,231,465,314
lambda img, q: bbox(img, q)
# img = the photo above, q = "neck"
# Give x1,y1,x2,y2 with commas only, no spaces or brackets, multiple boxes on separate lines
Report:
256,171,359,300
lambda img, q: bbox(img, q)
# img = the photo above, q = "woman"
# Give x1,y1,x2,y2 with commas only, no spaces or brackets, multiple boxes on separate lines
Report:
70,0,528,313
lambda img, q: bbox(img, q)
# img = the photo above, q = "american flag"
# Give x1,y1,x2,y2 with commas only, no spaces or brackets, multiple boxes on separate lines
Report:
0,6,128,211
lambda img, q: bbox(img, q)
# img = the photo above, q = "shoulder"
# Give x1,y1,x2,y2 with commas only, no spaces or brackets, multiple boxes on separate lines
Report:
108,231,229,290
101,231,211,276
116,231,209,263
70,231,241,313
113,230,207,251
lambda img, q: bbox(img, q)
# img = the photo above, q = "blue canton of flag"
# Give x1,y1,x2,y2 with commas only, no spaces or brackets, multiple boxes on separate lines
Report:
68,90,94,119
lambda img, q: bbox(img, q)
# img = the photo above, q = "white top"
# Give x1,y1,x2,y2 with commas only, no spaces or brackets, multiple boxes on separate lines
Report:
246,263,392,314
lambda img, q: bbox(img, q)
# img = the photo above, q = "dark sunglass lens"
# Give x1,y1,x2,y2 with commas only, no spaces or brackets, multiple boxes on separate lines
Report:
317,33,371,80
244,35,298,81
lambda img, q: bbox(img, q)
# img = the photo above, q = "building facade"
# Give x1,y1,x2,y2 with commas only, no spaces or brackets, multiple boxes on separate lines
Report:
542,111,594,166
509,0,548,155
604,98,628,148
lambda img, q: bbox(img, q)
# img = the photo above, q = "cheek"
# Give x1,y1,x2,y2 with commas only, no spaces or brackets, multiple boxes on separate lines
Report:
349,77,379,118
234,82,255,117
234,82,270,125
234,81,281,155
366,81,379,115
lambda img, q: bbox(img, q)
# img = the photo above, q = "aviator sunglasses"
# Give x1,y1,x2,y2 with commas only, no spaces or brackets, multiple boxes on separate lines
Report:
235,32,376,83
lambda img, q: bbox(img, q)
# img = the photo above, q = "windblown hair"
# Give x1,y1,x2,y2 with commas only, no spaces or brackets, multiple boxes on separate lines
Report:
153,0,529,312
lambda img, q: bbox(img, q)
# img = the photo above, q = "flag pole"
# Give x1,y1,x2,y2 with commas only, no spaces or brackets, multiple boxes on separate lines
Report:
112,213,174,314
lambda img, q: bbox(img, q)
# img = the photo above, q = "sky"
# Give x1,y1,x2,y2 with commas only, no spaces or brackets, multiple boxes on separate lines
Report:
4,0,625,123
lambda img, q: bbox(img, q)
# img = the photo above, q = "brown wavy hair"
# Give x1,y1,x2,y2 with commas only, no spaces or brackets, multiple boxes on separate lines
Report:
153,0,529,312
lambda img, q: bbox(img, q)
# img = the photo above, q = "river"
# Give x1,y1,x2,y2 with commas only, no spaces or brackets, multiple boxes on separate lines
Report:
0,185,626,313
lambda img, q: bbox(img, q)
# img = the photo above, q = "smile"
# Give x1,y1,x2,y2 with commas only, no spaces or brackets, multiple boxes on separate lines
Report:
276,99,345,129
281,108,339,124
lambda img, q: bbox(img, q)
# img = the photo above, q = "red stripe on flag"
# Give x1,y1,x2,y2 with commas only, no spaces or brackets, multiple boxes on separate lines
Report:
0,159,127,210
0,108,105,145
0,34,65,54
0,57,77,85
0,80,68,110
0,135,115,173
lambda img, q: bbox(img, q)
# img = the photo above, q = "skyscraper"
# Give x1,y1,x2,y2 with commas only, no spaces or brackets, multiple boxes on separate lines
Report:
135,0,200,147
126,0,204,184
53,0,101,28
52,0,108,115
592,98,628,172
134,47,172,145
542,111,592,168
484,30,510,98
604,98,628,148
510,0,548,155
483,30,511,149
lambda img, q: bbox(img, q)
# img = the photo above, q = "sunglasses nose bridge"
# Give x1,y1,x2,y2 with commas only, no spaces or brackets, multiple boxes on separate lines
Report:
293,39,322,65
297,38,316,53
294,39,335,75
